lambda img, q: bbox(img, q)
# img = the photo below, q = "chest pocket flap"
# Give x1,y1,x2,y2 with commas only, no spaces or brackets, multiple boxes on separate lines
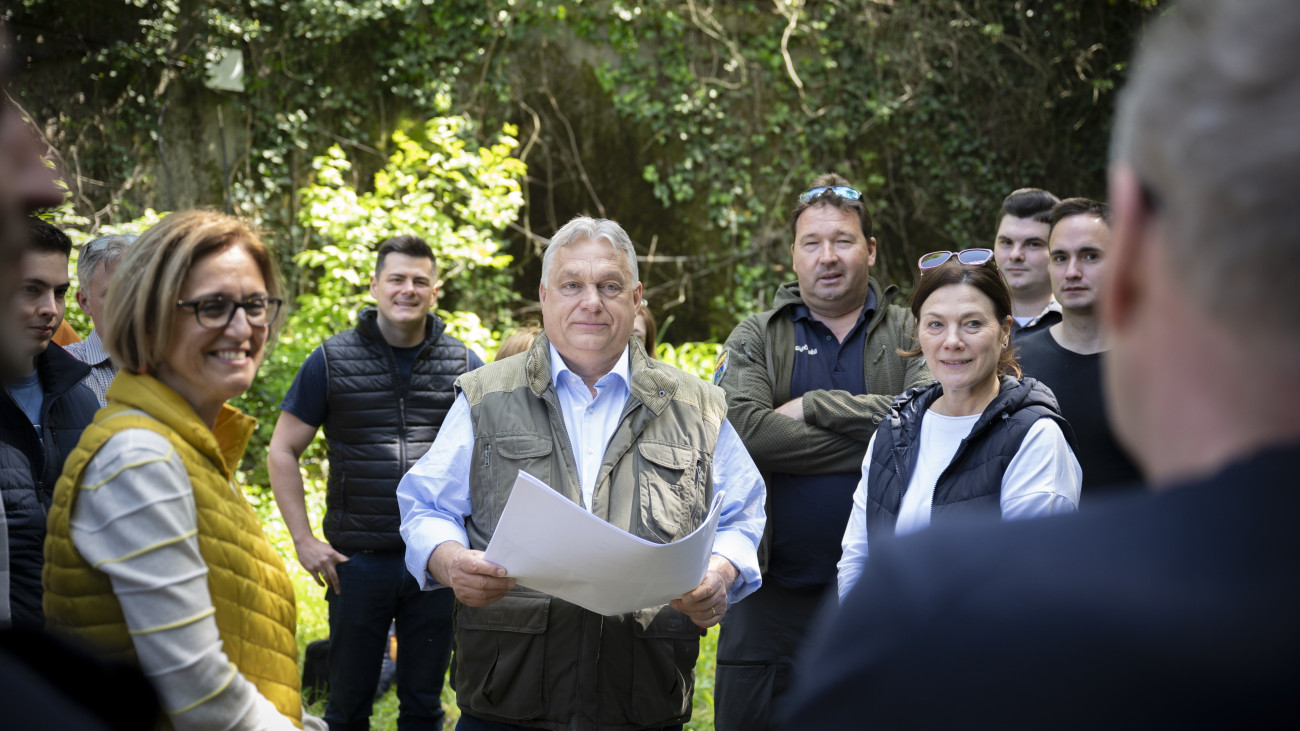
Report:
637,442,694,471
637,441,704,544
495,435,553,460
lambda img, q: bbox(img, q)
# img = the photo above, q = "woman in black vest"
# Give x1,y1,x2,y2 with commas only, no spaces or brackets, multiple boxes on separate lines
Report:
836,249,1081,601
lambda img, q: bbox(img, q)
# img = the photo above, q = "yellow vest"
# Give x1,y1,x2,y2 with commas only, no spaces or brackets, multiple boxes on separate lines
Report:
43,373,302,728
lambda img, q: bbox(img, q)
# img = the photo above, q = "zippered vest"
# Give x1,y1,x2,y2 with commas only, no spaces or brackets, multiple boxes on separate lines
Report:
453,333,726,730
42,373,301,727
321,307,467,551
866,377,1074,551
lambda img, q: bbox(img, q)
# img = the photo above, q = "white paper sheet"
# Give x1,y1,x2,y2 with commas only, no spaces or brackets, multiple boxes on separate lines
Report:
482,471,724,616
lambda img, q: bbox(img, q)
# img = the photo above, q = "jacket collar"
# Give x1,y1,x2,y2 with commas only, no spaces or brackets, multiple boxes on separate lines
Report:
105,371,256,479
889,375,1052,443
354,306,446,347
35,342,93,398
770,277,897,333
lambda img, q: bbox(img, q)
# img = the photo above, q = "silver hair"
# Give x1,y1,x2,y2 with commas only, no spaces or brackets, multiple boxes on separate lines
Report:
540,216,639,284
1111,0,1300,334
77,234,137,287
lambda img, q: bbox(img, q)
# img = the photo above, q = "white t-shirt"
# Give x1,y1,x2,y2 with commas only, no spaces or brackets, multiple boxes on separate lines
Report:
837,409,1081,602
895,411,981,536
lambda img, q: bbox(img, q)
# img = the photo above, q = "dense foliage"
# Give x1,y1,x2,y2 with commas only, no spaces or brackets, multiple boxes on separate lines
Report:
14,0,1158,340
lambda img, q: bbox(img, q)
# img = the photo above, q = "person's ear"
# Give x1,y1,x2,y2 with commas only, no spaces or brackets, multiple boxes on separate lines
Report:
1103,165,1152,334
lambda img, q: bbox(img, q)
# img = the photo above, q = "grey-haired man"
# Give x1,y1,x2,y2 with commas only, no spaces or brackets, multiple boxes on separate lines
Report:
65,235,135,405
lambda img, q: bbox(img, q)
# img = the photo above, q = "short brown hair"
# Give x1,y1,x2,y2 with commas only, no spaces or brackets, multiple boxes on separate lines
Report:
901,260,1020,378
376,234,436,277
104,210,282,374
1048,197,1110,230
791,172,873,240
1000,188,1060,225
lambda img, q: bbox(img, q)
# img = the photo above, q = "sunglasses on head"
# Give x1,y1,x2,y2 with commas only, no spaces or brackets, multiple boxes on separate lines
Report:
917,248,995,271
798,185,863,203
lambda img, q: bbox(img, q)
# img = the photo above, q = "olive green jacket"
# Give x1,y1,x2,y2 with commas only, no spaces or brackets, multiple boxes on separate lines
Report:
718,277,931,477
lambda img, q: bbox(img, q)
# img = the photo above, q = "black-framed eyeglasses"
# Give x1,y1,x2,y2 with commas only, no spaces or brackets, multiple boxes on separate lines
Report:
918,248,996,271
799,185,863,203
176,296,283,329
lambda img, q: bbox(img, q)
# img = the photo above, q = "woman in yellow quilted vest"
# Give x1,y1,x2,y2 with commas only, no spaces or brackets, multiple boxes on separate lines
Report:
43,209,317,729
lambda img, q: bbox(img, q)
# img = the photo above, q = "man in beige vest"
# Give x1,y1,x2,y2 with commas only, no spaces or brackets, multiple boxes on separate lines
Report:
398,215,766,730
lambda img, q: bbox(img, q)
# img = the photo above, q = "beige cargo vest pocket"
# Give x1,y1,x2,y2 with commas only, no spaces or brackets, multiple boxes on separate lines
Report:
455,589,552,721
636,441,707,543
477,434,554,525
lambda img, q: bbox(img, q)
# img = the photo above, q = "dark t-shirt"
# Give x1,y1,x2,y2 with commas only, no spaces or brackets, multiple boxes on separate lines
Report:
1015,328,1141,495
281,339,483,427
767,289,876,591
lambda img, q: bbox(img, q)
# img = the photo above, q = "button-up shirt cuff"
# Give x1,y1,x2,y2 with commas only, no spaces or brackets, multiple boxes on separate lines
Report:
711,531,762,603
404,518,469,591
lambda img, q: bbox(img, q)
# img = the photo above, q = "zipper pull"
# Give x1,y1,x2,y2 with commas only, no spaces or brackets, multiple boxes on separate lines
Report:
483,442,492,469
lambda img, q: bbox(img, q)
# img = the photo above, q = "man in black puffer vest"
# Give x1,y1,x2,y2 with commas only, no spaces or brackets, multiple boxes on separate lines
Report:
269,235,483,731
2,218,97,628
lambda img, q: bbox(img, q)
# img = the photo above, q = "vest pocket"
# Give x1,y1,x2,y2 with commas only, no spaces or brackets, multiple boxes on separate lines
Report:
455,590,550,721
636,442,705,544
629,606,699,725
478,434,553,524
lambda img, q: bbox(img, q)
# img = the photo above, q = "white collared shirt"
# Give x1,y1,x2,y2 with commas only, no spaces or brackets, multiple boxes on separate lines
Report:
549,343,632,510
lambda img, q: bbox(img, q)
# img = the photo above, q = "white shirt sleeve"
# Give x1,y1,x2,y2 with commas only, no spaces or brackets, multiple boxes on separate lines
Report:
709,419,766,604
71,428,297,731
398,394,476,590
837,432,877,603
1000,418,1082,519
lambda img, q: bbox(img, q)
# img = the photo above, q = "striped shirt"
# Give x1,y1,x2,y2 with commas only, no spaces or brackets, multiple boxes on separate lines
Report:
63,329,116,406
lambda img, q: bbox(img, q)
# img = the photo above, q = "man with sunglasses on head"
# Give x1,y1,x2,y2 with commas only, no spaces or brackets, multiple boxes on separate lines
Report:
1016,198,1141,497
269,235,483,731
712,172,930,730
1,217,97,628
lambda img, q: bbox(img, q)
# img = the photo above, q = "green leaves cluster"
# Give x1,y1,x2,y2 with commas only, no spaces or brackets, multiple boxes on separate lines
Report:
238,113,527,481
294,115,526,339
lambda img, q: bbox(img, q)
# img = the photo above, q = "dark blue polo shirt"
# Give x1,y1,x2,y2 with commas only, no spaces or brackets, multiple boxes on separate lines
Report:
767,289,876,591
